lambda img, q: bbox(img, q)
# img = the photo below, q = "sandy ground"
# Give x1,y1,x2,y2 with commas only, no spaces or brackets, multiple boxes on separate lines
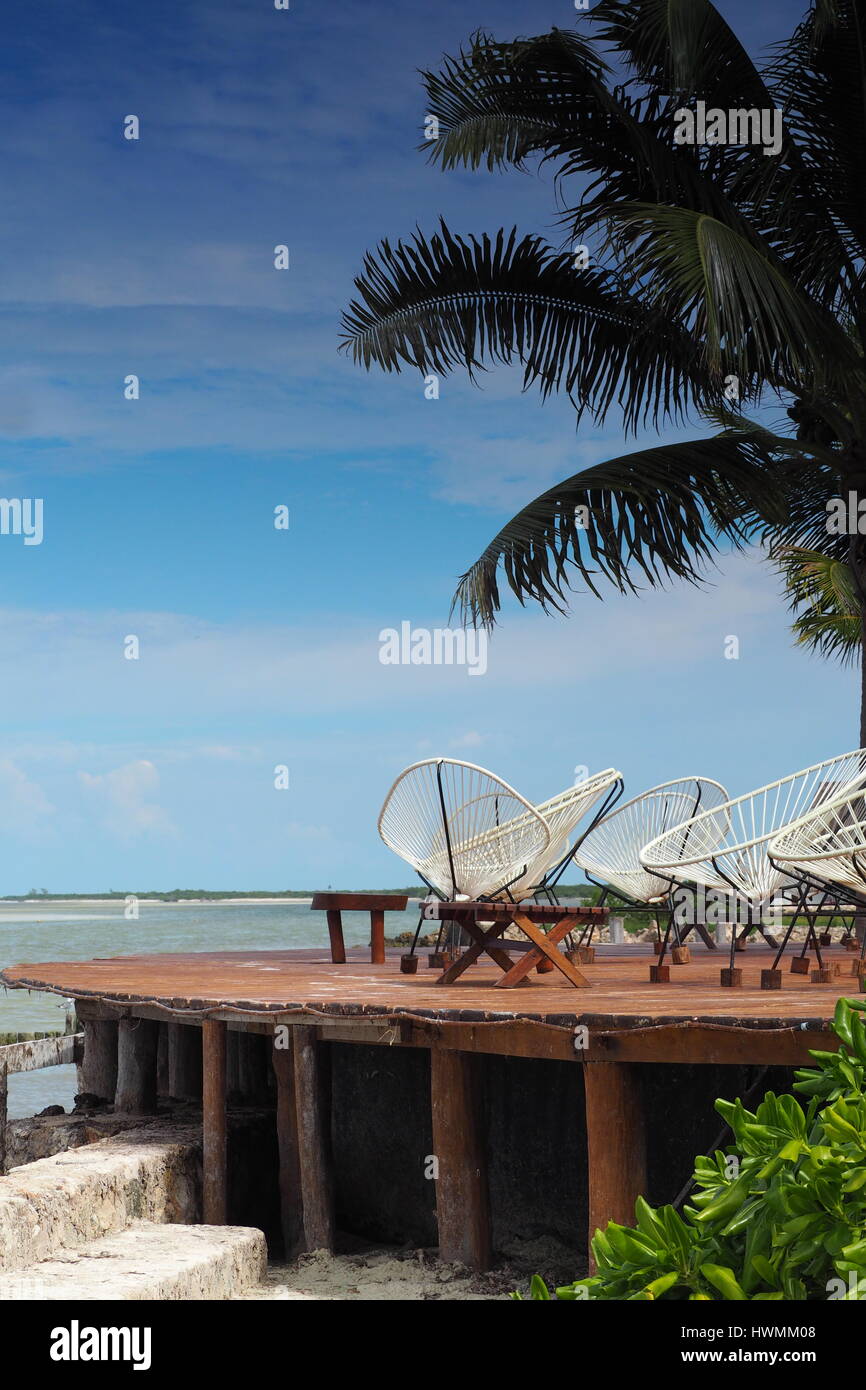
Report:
236,1248,525,1301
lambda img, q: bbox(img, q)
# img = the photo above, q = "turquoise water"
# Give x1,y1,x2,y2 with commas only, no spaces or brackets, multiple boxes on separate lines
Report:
1,901,424,1119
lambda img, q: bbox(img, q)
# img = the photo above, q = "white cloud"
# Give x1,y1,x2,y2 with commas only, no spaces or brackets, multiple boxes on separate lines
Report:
77,760,175,841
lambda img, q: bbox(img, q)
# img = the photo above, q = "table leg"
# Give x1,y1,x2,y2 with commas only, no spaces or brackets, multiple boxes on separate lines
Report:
495,913,591,989
326,910,346,964
369,908,385,965
435,918,528,985
493,916,575,988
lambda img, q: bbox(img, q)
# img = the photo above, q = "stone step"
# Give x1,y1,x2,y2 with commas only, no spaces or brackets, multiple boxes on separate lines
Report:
0,1221,267,1300
0,1124,200,1272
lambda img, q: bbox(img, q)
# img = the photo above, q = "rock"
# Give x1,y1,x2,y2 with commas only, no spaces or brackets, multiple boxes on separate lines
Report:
36,1106,65,1117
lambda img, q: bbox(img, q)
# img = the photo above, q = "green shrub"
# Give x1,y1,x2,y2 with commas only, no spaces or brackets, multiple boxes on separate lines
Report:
516,998,866,1300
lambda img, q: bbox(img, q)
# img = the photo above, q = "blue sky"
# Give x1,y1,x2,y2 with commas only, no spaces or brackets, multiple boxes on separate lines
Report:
0,0,850,892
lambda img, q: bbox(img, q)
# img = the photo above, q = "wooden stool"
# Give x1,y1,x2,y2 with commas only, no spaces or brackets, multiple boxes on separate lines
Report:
310,892,409,964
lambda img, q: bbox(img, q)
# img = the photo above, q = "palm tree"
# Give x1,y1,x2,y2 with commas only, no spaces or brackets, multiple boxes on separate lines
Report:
340,1,866,739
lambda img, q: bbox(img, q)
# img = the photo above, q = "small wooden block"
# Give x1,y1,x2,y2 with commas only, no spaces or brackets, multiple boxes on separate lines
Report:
720,968,742,987
830,962,842,978
652,940,663,956
852,959,864,977
428,952,445,969
576,946,595,965
535,957,555,974
734,936,748,952
671,946,690,965
649,965,670,983
760,969,782,991
846,938,861,952
790,956,811,975
819,932,833,946
811,968,833,983
400,954,419,974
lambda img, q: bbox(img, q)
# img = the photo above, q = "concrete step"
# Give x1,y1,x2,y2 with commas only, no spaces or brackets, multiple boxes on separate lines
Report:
0,1221,267,1300
0,1124,200,1272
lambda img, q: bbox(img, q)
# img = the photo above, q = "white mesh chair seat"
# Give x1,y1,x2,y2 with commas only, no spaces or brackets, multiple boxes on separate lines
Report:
769,785,866,897
573,777,729,904
497,769,622,897
641,750,866,902
378,758,551,900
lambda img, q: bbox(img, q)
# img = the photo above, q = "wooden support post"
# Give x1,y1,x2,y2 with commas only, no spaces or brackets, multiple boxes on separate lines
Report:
272,1027,303,1258
292,1025,334,1252
79,1019,118,1101
430,1049,491,1270
168,1023,202,1101
156,1023,169,1097
226,1029,242,1105
0,1060,6,1176
583,1062,647,1272
114,1018,159,1113
202,1020,227,1225
237,1030,270,1105
370,908,385,965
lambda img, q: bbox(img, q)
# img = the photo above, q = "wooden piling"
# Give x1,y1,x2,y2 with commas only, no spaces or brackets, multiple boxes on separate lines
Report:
167,1023,202,1100
430,1049,490,1270
156,1023,169,1097
237,1030,270,1105
583,1061,647,1271
0,1061,6,1176
272,1026,303,1258
202,1020,227,1225
114,1018,159,1113
292,1025,334,1251
79,1019,118,1101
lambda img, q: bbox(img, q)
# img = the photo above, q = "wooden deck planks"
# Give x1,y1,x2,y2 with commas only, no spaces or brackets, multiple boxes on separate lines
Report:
2,945,861,1031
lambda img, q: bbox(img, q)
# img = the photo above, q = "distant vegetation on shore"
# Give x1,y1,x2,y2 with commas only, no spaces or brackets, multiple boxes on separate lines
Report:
4,885,598,902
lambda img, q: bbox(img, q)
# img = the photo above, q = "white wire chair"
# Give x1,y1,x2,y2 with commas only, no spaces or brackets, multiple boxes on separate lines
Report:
378,758,552,901
769,784,866,900
641,750,866,904
574,776,730,907
509,768,624,898
641,750,866,979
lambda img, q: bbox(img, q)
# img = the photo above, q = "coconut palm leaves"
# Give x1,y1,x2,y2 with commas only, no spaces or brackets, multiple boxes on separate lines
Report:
779,547,861,665
341,0,866,725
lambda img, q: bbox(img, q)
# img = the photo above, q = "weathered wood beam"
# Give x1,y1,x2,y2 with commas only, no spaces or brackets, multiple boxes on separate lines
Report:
1,1032,83,1077
292,1025,334,1251
202,1020,227,1224
114,1018,159,1113
430,1049,491,1270
583,1061,647,1272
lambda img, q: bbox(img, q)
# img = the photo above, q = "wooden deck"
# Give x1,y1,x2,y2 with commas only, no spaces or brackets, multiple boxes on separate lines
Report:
2,942,861,1064
2,941,861,1269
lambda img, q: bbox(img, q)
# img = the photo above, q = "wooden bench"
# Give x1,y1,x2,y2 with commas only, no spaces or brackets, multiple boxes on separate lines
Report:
310,892,409,964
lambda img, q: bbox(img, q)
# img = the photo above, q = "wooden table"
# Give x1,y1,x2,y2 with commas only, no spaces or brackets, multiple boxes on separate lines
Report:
310,892,409,965
428,901,608,989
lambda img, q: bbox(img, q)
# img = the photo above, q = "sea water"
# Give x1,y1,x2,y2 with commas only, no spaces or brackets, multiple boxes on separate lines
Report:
0,900,423,1118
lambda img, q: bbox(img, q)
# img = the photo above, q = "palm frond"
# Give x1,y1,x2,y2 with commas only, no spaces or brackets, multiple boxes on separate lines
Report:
599,202,861,394
420,28,609,172
340,222,714,427
451,429,799,627
590,0,775,105
777,544,861,665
